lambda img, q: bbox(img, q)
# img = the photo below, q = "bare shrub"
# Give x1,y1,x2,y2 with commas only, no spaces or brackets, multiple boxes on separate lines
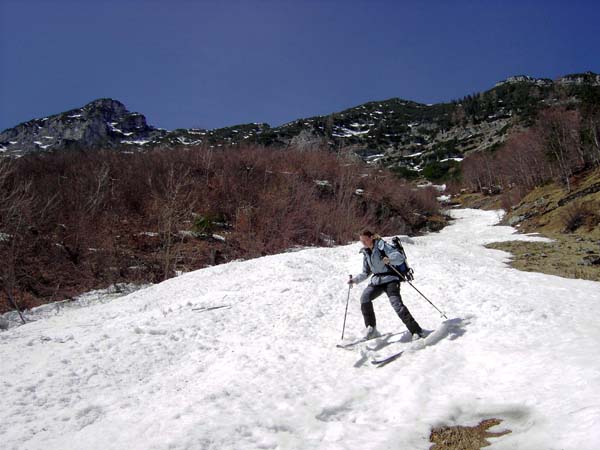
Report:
498,129,550,191
149,163,198,280
499,186,528,212
0,161,42,317
461,151,499,193
536,107,584,191
460,106,592,209
583,111,600,167
0,144,441,311
562,203,593,232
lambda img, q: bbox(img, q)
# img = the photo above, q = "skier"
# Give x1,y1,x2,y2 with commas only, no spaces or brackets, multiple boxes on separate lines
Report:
348,230,424,340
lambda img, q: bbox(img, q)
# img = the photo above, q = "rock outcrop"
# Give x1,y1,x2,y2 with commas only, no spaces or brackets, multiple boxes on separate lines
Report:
0,99,163,156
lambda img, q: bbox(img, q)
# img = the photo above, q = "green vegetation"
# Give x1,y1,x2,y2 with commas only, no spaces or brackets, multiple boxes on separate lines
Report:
421,160,461,182
391,165,420,180
192,213,228,235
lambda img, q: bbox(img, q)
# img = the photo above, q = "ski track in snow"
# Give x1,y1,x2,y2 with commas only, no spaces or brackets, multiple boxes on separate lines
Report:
1,209,599,449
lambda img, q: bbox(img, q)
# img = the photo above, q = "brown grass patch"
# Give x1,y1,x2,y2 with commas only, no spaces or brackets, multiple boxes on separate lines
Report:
452,192,504,210
429,418,511,450
561,202,598,232
486,235,600,282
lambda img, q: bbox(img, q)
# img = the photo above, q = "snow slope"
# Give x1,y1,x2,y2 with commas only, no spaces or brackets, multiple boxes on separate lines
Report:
1,209,599,450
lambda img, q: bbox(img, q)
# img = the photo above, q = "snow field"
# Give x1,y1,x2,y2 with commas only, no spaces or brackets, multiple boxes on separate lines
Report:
0,209,599,449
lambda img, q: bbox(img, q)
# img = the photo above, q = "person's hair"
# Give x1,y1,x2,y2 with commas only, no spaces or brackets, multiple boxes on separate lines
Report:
360,230,381,240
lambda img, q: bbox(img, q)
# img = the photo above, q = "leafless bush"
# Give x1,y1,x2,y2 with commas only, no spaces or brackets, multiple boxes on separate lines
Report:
150,164,198,279
460,106,594,208
0,144,441,312
583,111,600,167
498,129,551,191
562,203,598,233
0,160,38,317
537,108,584,192
461,151,499,193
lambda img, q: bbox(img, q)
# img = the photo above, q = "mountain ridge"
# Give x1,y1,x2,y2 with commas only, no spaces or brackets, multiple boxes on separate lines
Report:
2,71,600,173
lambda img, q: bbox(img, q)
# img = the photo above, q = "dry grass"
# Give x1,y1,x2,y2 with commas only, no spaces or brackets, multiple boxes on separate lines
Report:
429,418,511,450
506,168,600,236
562,202,600,233
453,192,504,210
458,168,600,282
486,235,600,282
488,169,600,282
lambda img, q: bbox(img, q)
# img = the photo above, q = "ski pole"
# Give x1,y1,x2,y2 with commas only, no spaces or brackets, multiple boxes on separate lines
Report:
341,275,352,340
386,265,448,319
406,280,448,319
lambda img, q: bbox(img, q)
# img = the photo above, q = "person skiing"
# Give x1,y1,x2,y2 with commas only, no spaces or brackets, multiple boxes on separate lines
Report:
348,229,424,340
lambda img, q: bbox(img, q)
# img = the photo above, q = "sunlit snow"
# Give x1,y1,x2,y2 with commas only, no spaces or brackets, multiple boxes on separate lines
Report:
1,209,599,450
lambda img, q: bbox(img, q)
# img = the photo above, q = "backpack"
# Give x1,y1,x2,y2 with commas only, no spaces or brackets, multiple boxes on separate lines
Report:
380,236,414,282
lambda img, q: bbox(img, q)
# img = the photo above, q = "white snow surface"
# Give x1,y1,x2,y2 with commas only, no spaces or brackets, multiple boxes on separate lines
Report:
122,139,151,145
1,209,600,450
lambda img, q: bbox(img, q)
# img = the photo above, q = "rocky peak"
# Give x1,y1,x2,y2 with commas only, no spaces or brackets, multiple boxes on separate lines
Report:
84,98,128,113
557,71,600,86
494,75,553,88
0,98,160,156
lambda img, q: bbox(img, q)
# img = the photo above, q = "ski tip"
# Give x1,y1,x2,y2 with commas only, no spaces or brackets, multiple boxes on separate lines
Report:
370,351,403,367
371,359,389,367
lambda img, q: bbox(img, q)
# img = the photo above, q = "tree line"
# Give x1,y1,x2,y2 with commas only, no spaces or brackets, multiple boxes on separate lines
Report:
460,105,600,206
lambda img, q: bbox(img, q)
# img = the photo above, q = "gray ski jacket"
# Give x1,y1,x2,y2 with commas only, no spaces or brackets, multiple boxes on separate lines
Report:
352,238,406,286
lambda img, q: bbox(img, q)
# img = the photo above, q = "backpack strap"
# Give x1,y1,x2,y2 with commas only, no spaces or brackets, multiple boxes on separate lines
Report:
380,237,414,282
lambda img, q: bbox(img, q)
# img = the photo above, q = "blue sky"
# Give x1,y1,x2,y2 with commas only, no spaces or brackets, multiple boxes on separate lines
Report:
1,0,599,131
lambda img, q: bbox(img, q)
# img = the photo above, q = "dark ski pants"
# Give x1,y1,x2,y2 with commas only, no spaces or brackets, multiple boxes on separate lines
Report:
360,281,422,334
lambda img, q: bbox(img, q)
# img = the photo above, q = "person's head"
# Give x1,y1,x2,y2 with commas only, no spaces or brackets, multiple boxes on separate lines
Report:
359,229,375,248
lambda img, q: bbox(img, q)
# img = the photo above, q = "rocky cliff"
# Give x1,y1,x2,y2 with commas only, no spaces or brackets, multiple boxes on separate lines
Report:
0,99,164,155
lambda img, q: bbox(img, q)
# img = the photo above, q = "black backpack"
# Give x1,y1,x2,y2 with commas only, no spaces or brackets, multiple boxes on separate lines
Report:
380,236,414,282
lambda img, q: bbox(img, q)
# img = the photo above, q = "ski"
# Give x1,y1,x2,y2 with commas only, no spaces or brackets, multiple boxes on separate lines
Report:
192,305,232,313
336,332,392,349
371,350,404,367
370,330,432,366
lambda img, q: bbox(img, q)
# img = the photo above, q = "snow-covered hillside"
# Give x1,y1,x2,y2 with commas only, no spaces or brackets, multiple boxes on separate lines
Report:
1,209,599,450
